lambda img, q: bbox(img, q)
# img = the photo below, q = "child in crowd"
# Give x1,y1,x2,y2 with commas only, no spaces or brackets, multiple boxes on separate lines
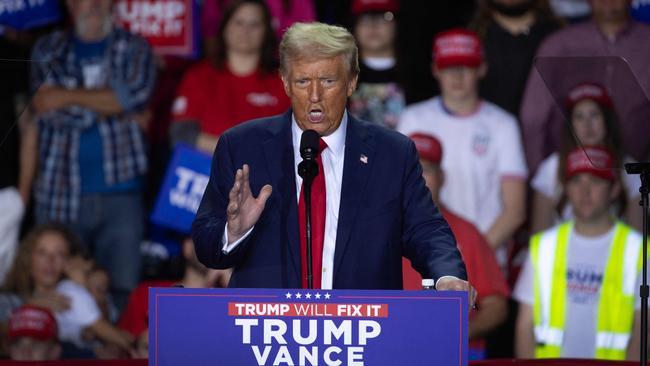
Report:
398,29,527,264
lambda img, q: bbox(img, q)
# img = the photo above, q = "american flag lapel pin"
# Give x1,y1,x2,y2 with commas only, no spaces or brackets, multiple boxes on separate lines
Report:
360,154,368,164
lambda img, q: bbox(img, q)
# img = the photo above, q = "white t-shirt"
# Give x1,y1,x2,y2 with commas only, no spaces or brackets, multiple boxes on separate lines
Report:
514,225,642,358
531,152,641,222
55,279,101,347
397,96,528,234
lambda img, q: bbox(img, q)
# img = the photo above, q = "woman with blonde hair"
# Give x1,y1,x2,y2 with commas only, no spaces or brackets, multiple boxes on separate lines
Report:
2,224,134,357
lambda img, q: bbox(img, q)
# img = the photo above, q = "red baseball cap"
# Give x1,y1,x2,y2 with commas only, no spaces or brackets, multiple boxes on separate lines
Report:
566,146,616,182
352,0,399,15
7,305,58,342
433,28,483,69
410,133,443,164
566,82,614,111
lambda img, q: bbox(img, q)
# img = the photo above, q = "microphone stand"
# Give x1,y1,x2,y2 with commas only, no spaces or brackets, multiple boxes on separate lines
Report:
625,162,650,366
299,159,318,289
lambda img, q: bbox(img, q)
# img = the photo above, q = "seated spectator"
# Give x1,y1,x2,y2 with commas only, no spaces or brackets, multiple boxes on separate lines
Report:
171,0,290,154
402,133,509,361
398,29,528,260
201,0,316,60
471,0,562,116
86,265,118,324
348,0,405,129
26,0,157,311
2,224,134,357
118,237,230,345
520,0,650,173
531,83,641,232
6,305,61,361
514,146,644,360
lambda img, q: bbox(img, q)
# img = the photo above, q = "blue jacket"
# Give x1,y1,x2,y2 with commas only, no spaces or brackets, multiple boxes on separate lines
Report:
192,110,466,289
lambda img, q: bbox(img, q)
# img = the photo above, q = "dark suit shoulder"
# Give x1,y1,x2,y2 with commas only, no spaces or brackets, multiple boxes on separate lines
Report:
221,111,290,143
350,116,414,153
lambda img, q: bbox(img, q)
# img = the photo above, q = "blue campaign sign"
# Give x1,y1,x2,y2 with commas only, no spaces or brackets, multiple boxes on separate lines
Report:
149,288,468,366
0,0,61,30
632,0,650,24
150,144,211,233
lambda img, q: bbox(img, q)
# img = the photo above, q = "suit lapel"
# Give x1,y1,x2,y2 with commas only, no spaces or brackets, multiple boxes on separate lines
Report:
262,111,301,282
333,115,375,280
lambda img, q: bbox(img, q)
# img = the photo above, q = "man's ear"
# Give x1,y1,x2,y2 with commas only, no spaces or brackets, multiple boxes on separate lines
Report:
609,179,622,202
478,62,488,79
347,74,359,97
432,63,440,80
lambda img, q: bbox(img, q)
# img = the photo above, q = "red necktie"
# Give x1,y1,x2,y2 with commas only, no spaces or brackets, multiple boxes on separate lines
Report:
299,139,327,289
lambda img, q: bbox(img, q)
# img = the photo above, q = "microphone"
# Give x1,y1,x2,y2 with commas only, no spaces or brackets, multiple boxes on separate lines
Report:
298,129,320,289
298,129,320,181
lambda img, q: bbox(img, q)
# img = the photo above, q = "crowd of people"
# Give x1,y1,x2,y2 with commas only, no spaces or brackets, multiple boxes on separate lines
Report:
0,0,648,361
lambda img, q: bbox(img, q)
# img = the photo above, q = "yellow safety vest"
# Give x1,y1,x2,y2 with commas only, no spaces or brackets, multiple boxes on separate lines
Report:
530,221,642,360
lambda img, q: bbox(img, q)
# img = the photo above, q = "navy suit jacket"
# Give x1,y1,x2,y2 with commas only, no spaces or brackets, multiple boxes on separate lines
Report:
192,110,466,289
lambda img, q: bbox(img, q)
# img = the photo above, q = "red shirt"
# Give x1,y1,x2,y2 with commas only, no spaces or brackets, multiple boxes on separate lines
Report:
118,280,175,337
402,208,510,309
171,61,290,137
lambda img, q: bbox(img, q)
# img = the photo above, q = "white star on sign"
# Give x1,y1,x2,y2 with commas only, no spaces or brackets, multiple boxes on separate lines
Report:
295,293,302,299
285,292,292,299
315,293,321,299
305,293,312,299
324,293,331,299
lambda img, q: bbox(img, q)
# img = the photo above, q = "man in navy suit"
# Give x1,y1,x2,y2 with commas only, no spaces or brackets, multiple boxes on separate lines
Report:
193,22,473,298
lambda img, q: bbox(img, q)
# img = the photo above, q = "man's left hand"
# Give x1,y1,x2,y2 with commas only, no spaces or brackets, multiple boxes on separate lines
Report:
436,277,478,310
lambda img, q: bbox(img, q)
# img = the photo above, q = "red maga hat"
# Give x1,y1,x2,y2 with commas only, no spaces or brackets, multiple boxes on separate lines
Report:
410,133,443,164
7,305,58,342
566,82,614,111
566,146,616,182
433,28,483,69
352,0,399,16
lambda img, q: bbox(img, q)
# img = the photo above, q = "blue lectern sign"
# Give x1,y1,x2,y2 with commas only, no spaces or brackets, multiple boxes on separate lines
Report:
150,288,468,366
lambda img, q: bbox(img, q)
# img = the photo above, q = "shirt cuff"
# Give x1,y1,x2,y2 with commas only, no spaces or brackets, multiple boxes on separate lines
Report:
435,275,461,290
221,224,254,253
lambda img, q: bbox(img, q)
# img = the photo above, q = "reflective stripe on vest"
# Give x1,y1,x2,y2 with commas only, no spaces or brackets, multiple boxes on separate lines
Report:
531,221,641,360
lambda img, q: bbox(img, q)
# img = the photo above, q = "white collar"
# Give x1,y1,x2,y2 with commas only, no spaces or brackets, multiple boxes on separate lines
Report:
291,110,347,158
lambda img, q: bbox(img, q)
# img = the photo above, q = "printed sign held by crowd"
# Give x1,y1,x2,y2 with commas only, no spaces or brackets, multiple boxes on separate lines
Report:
0,0,61,30
114,0,199,58
151,144,210,233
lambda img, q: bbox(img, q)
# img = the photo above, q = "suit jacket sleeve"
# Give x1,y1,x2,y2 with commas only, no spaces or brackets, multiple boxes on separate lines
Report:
192,133,250,269
400,139,467,282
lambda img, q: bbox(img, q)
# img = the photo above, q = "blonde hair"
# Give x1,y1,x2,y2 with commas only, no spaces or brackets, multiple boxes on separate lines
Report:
279,22,359,77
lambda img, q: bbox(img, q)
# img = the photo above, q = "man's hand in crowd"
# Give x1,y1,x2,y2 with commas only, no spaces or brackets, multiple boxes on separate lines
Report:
32,85,71,114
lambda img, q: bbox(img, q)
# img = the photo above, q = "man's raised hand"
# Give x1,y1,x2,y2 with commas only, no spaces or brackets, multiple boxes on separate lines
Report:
226,164,272,244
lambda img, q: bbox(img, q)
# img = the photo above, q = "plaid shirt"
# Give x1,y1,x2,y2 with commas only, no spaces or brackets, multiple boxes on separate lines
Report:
31,28,156,223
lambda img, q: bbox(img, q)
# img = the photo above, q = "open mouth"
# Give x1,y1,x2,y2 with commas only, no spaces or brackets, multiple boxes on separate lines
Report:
308,109,324,123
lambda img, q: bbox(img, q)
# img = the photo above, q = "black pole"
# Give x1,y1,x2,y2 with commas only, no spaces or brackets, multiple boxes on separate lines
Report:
624,162,649,366
304,181,314,289
298,129,320,290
